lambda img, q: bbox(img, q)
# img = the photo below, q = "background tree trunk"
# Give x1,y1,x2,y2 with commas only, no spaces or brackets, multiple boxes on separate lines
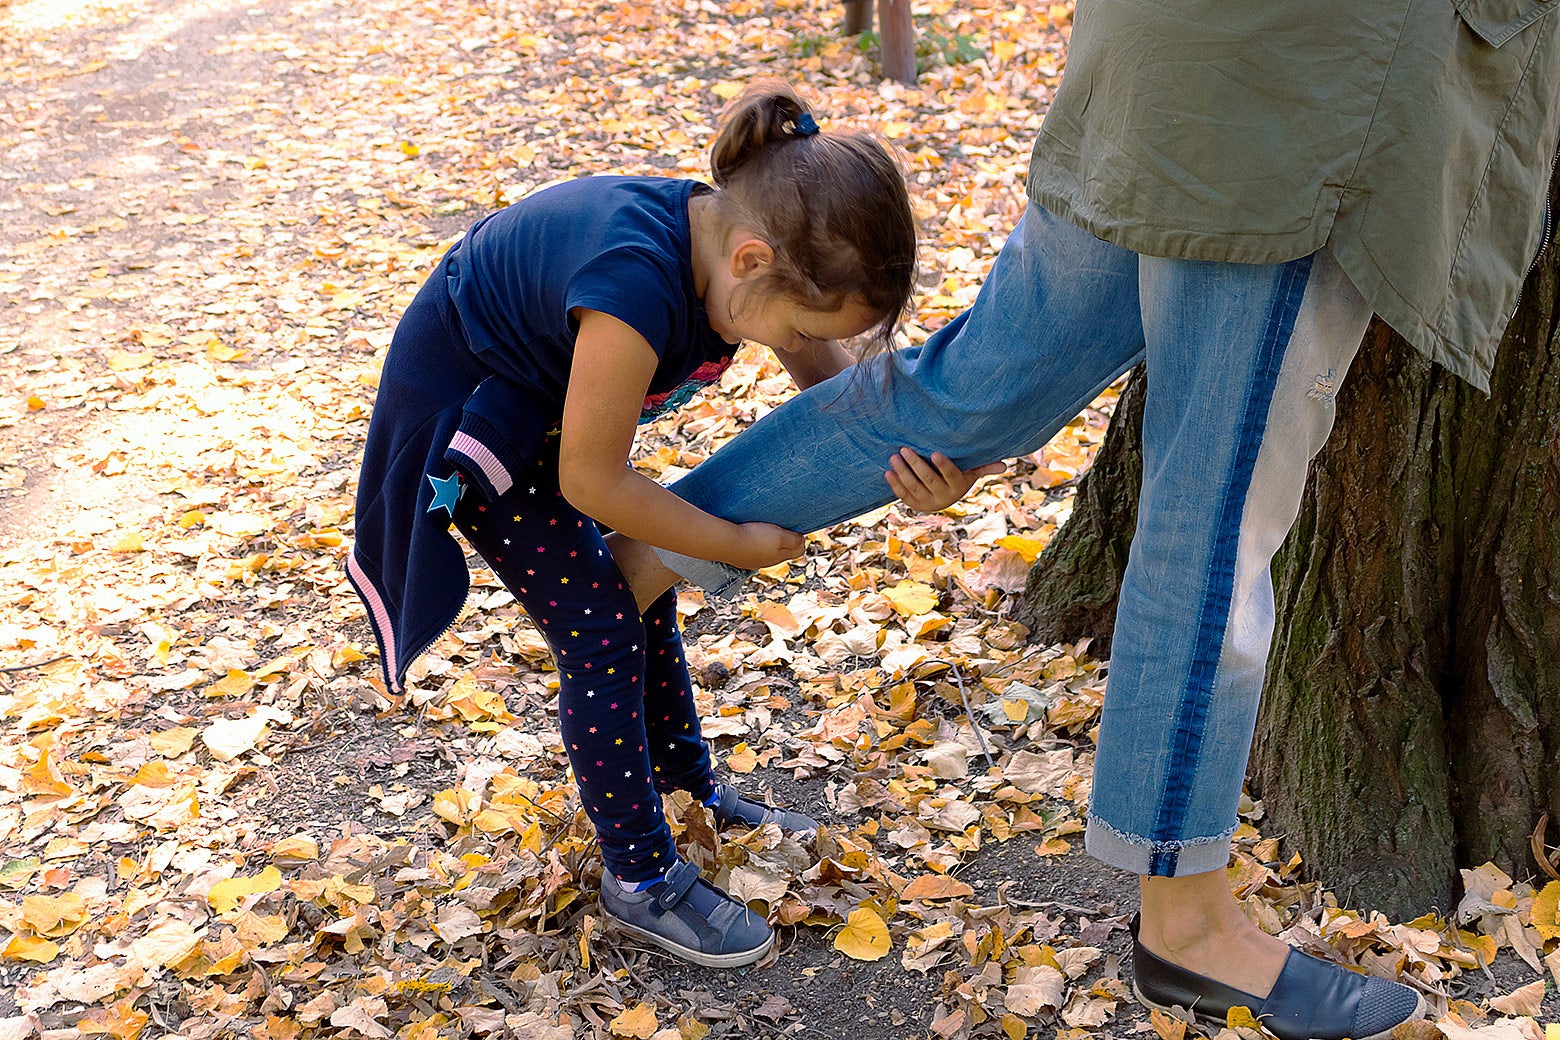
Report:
1016,182,1560,917
842,0,873,35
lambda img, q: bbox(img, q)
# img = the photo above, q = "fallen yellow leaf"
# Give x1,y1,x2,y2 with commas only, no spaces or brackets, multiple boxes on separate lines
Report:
725,743,757,774
208,866,282,914
78,996,150,1040
579,914,595,972
1226,1006,1262,1031
882,580,938,618
901,874,975,901
433,787,478,825
206,340,249,363
131,761,176,787
110,533,144,553
22,891,88,936
997,534,1046,563
130,918,200,968
834,907,890,961
271,835,319,863
201,713,269,761
149,727,196,757
235,911,290,948
1148,1008,1186,1040
3,934,60,962
204,669,255,699
1530,880,1560,940
608,1001,659,1038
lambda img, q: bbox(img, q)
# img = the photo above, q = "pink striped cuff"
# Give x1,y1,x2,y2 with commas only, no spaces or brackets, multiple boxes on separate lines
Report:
447,431,512,495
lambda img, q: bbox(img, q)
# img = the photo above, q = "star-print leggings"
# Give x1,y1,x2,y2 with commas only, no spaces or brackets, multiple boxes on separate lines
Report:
450,435,717,886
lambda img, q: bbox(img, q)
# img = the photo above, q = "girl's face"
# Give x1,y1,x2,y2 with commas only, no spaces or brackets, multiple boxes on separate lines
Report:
722,290,878,354
705,234,879,352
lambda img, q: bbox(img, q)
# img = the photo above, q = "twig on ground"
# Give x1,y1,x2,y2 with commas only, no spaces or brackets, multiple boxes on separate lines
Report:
949,663,995,769
0,655,70,672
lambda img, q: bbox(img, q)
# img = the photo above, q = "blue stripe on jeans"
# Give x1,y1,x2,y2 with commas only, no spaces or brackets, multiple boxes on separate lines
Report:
1147,254,1315,878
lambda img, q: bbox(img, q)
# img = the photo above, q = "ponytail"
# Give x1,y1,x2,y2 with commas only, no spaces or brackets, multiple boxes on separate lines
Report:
710,83,816,186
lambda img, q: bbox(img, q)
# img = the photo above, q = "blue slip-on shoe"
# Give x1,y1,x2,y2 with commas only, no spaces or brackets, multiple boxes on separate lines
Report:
598,860,775,968
1130,915,1427,1040
711,782,819,838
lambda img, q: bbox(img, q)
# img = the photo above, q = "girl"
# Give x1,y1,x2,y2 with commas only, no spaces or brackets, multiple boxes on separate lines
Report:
346,82,986,968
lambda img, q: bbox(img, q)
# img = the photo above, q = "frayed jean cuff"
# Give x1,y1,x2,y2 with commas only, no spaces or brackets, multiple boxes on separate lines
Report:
653,547,749,599
1084,814,1235,877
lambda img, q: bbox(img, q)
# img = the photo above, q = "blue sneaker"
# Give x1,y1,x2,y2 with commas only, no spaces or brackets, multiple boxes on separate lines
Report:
598,860,774,968
710,783,818,838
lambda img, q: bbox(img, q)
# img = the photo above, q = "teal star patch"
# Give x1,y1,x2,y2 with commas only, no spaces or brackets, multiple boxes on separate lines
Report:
426,472,464,517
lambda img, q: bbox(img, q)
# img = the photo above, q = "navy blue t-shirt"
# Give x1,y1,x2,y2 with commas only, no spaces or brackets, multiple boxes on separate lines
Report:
443,176,736,422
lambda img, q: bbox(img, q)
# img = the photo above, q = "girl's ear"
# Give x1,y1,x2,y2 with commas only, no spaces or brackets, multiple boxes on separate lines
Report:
729,237,775,280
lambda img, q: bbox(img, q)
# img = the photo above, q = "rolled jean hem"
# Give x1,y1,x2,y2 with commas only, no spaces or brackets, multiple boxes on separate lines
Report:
1084,816,1235,877
654,547,749,599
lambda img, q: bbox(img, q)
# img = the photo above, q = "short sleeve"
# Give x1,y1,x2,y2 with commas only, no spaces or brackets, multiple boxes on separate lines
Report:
565,247,680,357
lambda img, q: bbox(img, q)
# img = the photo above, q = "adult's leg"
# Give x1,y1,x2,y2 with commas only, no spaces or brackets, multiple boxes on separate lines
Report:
1092,248,1373,996
649,204,1148,598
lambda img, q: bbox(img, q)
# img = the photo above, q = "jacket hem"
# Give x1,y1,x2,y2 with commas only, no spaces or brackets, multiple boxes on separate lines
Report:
1026,183,1331,266
1331,237,1496,394
346,550,403,694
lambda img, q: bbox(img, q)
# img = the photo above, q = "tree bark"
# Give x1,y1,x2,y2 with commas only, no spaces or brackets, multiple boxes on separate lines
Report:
1016,182,1560,916
842,0,873,35
878,0,916,85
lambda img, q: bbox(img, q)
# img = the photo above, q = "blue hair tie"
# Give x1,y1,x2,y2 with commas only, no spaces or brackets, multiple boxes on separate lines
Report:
791,112,820,137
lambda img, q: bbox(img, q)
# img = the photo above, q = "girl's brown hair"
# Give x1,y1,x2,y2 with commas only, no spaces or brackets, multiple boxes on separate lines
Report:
710,81,917,356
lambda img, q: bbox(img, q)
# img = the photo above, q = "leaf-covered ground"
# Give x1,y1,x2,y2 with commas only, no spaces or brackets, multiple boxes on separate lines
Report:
1,0,1558,1038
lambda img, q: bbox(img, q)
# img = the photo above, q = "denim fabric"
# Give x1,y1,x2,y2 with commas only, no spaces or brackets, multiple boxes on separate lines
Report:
658,204,1371,876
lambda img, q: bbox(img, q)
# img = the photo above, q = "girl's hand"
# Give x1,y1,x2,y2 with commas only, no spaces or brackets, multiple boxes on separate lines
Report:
886,449,1006,513
722,522,806,570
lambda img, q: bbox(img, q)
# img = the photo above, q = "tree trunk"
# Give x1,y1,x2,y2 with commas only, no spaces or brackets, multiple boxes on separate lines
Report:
842,0,873,35
878,0,916,85
1016,183,1560,917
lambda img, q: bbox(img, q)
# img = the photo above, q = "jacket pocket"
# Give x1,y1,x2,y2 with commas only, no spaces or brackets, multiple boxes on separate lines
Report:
1452,0,1558,47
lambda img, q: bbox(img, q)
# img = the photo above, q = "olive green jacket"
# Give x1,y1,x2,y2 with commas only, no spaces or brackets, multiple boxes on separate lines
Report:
1028,0,1560,391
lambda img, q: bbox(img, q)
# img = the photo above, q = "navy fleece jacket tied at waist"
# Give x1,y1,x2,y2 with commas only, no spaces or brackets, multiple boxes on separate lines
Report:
346,262,557,694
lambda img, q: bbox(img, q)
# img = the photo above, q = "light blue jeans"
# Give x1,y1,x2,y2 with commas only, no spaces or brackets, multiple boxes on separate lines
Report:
659,204,1372,876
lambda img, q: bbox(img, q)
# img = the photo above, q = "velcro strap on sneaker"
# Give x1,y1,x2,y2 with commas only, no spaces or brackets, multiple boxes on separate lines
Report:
653,860,700,912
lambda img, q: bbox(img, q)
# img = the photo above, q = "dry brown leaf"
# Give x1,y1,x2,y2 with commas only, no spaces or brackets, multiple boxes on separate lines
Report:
1005,965,1066,1016
1488,980,1545,1018
129,919,200,968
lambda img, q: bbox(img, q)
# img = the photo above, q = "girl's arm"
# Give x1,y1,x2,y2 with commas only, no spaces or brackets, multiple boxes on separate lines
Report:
560,309,804,570
886,448,1008,512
